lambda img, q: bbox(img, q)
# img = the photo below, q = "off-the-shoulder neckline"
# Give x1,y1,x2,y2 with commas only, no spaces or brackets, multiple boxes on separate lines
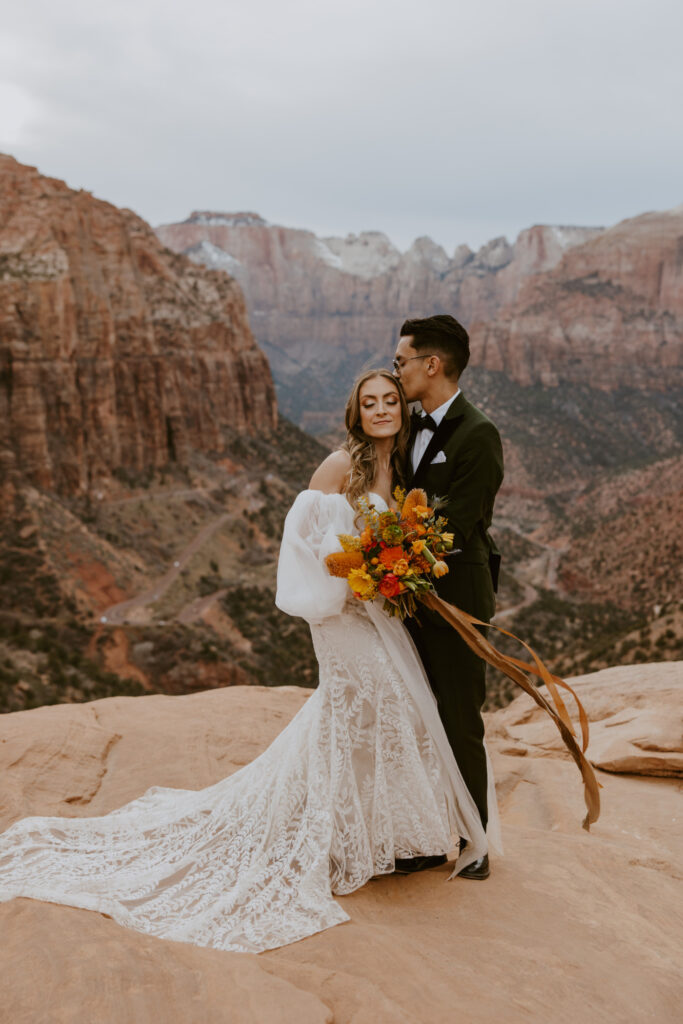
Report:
304,489,390,512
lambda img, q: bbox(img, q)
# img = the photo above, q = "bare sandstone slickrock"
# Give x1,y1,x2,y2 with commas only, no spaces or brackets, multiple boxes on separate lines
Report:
0,156,277,497
1,664,681,1023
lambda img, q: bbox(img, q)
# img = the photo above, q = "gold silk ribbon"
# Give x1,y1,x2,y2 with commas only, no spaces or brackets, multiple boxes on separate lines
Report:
420,592,601,831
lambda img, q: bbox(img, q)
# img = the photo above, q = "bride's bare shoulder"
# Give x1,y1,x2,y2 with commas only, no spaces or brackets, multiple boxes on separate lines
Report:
308,449,352,494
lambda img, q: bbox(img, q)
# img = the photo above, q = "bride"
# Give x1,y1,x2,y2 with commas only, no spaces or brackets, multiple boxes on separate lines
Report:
0,369,500,954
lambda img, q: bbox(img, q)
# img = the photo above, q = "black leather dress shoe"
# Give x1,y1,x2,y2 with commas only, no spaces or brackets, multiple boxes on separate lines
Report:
393,854,448,875
457,853,490,880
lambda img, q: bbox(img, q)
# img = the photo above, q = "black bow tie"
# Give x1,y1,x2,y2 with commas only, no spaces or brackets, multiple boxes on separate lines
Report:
411,410,437,433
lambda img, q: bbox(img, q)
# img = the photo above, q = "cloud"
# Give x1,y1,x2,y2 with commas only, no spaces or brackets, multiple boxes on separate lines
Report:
0,81,42,147
2,0,682,251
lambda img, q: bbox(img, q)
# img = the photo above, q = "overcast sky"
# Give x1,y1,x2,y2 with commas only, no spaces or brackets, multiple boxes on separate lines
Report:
1,0,681,253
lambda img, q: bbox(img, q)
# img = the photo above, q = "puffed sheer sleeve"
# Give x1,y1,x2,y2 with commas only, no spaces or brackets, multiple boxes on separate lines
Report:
275,489,355,623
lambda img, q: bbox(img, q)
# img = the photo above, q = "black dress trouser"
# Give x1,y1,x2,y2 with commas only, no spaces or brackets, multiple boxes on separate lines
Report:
406,603,490,832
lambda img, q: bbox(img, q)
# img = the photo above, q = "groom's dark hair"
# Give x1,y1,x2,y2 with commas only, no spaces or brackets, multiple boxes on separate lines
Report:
399,314,470,380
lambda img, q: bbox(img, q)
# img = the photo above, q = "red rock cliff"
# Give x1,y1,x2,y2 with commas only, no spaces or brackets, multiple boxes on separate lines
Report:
471,207,683,389
0,157,277,495
155,213,602,431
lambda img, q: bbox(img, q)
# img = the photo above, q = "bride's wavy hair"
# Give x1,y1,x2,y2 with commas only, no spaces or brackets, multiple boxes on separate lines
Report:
341,368,411,507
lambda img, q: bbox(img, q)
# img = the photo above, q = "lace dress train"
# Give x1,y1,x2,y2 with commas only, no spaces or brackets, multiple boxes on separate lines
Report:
0,491,500,953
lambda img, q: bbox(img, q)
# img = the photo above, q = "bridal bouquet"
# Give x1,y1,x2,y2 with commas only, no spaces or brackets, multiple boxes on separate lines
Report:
325,486,602,831
325,487,459,620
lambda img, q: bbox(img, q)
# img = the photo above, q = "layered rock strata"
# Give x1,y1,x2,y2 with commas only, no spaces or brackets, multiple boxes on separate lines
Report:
155,212,602,430
0,157,277,496
471,206,683,389
157,207,683,434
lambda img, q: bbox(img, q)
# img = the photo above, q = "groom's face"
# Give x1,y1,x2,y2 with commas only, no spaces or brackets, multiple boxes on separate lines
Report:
393,336,426,403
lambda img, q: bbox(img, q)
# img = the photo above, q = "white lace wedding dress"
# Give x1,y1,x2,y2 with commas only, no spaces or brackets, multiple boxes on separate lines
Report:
0,490,500,954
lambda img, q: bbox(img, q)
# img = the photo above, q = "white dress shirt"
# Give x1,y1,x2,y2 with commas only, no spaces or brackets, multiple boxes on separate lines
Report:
410,390,461,475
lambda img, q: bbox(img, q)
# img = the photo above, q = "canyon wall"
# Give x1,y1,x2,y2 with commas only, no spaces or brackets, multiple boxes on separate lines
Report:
155,213,603,431
157,208,683,433
471,207,683,390
0,156,277,496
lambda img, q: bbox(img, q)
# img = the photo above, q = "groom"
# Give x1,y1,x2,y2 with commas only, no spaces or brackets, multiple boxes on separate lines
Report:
393,314,504,880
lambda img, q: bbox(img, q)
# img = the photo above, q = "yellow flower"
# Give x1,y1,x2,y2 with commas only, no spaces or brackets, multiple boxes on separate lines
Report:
411,539,426,555
413,504,433,521
325,550,364,577
347,567,376,599
432,560,449,578
338,533,362,552
441,532,454,548
392,558,410,576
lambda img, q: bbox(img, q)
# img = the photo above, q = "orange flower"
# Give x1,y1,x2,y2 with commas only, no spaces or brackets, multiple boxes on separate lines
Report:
360,527,375,548
401,488,429,522
392,558,410,576
325,551,364,577
379,545,404,568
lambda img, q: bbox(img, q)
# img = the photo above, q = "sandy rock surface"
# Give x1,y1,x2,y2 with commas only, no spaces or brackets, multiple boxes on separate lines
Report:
489,662,683,776
1,666,681,1023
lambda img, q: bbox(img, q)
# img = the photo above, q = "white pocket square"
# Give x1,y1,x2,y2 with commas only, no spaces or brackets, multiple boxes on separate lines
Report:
430,451,447,464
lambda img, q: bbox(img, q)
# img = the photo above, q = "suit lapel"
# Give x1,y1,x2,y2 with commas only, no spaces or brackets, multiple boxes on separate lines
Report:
410,392,467,487
408,410,421,450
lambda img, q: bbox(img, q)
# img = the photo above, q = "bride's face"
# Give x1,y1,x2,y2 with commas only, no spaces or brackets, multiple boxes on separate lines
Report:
358,376,403,439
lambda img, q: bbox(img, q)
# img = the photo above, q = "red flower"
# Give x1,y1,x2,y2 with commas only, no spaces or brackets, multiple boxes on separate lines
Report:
379,573,402,598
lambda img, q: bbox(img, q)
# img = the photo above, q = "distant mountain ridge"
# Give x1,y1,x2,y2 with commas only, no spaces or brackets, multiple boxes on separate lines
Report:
155,212,605,432
471,206,683,391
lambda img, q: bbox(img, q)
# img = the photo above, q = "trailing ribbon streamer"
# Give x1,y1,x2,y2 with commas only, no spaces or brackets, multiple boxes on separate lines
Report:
420,592,601,831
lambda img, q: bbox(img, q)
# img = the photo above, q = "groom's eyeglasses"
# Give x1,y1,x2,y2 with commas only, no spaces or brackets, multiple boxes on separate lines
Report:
392,354,434,372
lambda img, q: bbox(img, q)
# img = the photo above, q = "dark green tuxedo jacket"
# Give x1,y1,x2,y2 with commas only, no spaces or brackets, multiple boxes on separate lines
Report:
409,391,504,623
